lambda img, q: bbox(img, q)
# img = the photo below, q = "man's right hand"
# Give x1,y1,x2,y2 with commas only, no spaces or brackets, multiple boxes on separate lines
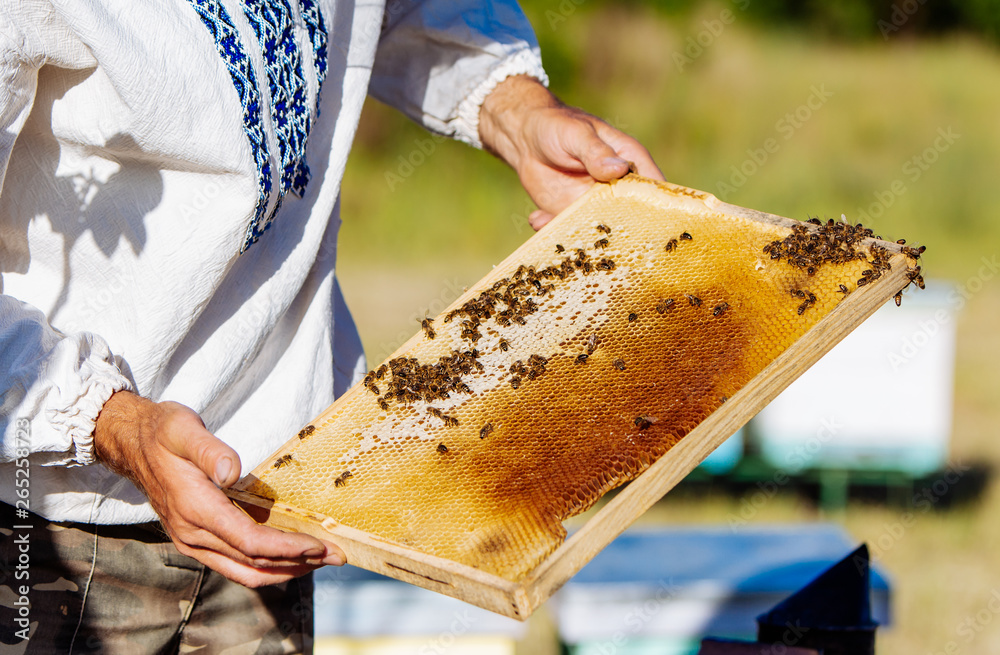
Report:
93,391,345,587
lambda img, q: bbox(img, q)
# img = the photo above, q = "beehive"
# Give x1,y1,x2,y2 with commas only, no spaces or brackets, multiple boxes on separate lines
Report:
227,176,921,618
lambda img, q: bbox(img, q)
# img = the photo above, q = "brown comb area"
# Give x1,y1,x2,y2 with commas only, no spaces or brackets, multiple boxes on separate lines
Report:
240,178,921,582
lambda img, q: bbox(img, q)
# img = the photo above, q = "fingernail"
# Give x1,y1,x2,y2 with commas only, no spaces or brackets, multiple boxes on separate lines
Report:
602,156,628,168
215,458,233,485
323,553,345,566
302,546,325,558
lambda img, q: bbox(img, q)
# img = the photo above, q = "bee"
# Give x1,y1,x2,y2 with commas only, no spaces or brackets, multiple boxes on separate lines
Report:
594,238,610,250
596,258,616,271
375,364,388,379
428,407,443,418
363,371,376,388
378,398,390,411
719,396,729,404
686,294,702,307
443,415,459,427
555,244,565,253
273,454,293,469
420,317,436,340
510,376,522,389
457,382,472,394
585,333,601,355
499,338,509,352
297,425,315,440
896,238,906,245
680,232,693,241
613,358,626,371
334,470,353,488
634,415,658,430
712,302,729,317
628,312,638,322
790,289,806,299
906,266,925,289
665,239,678,252
835,284,850,296
857,277,869,287
436,443,449,453
368,383,380,396
480,423,494,439
597,224,612,234
894,290,903,306
656,298,675,314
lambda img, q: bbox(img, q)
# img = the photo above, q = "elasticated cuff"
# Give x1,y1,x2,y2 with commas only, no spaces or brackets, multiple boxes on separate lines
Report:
44,336,134,467
453,48,549,149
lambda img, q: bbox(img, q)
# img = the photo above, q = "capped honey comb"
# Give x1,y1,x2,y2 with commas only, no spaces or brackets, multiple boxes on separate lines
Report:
228,176,920,618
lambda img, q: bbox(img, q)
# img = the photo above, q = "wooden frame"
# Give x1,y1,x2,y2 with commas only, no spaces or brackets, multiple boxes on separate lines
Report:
226,177,913,620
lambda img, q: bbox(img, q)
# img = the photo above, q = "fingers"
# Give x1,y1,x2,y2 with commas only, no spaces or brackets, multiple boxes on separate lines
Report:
591,122,666,182
529,209,555,230
178,545,327,588
167,474,345,565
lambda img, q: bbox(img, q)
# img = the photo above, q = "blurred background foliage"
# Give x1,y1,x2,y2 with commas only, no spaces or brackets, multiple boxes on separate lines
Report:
337,2,1000,651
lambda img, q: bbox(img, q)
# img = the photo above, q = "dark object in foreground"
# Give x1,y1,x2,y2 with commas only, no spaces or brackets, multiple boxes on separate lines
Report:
700,544,878,655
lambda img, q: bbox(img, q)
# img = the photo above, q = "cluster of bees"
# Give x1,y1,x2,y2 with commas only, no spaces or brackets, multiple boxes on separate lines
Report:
762,217,925,311
363,349,482,408
763,217,874,273
508,353,550,389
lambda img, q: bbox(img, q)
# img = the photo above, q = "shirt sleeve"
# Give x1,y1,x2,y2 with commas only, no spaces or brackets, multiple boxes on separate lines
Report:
0,5,133,468
369,0,549,149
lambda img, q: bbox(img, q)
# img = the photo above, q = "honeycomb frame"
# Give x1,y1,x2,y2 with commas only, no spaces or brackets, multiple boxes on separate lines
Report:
226,176,917,619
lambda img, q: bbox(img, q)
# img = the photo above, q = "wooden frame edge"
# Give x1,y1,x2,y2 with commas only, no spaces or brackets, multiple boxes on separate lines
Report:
224,488,531,619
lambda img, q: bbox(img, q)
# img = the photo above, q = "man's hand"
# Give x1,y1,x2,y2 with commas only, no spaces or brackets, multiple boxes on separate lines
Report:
479,75,665,230
94,391,345,587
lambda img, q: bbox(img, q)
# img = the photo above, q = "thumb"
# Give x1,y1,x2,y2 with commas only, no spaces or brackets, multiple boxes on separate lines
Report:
157,402,242,487
561,120,631,182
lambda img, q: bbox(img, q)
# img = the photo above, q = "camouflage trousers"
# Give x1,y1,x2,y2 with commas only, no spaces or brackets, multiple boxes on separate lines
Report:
0,503,313,654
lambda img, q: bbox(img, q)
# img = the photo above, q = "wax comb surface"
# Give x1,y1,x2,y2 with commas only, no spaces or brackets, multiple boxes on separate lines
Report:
229,176,920,618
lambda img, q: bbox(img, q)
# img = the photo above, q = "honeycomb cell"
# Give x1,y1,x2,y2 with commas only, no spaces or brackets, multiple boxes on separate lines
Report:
237,176,920,583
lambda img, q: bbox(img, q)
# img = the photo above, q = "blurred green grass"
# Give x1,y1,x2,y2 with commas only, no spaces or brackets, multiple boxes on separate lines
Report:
337,5,1000,652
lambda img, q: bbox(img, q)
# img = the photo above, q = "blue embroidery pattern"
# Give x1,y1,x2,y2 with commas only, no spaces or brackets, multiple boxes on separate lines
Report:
300,0,329,108
187,0,328,252
186,0,272,250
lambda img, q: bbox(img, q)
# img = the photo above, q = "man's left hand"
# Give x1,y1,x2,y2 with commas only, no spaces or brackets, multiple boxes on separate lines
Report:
479,75,665,230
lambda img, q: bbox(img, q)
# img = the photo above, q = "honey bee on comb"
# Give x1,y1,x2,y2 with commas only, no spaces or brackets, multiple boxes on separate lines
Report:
656,298,675,314
596,223,612,234
436,443,449,454
273,454,293,469
480,423,494,439
334,470,353,488
634,415,658,430
420,317,436,340
613,358,626,371
297,425,315,440
594,238,609,250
